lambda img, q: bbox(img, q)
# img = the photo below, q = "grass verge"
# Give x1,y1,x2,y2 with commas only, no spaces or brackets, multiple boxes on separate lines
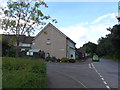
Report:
101,56,120,62
2,57,47,88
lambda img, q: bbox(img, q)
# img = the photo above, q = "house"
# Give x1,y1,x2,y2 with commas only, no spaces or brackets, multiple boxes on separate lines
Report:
1,34,34,51
31,23,76,59
76,48,86,60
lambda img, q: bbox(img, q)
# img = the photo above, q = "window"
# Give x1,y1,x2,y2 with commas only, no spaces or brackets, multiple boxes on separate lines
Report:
46,39,51,45
21,43,31,47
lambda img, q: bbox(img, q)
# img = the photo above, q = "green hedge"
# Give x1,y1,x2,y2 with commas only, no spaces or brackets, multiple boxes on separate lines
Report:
2,57,47,88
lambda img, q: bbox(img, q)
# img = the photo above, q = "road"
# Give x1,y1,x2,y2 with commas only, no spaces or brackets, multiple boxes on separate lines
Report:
46,58,119,89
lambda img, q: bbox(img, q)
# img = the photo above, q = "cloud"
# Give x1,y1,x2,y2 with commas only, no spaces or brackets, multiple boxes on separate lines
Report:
0,0,7,8
59,13,117,48
92,13,117,24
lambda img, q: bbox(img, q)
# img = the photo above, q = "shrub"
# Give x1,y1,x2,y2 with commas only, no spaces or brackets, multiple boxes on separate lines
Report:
45,56,57,62
51,56,57,62
45,56,51,62
60,57,69,62
69,59,76,63
57,59,60,62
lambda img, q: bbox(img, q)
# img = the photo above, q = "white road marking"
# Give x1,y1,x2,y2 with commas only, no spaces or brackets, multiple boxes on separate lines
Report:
106,85,110,89
91,63,111,89
99,75,102,78
103,81,107,85
101,78,104,80
89,64,91,68
95,69,98,73
98,73,101,75
91,63,95,68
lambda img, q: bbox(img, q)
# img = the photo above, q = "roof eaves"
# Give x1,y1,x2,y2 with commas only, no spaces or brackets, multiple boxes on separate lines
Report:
66,37,76,45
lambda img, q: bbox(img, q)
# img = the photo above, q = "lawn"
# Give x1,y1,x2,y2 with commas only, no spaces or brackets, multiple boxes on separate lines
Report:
2,57,47,88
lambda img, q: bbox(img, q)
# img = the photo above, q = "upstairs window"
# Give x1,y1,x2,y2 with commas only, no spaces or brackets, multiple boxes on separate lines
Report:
46,38,51,45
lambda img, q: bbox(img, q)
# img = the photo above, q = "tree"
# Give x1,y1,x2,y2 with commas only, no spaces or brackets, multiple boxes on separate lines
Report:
96,36,115,57
1,1,57,57
82,41,97,56
107,24,120,58
2,35,10,56
96,24,120,58
2,35,16,57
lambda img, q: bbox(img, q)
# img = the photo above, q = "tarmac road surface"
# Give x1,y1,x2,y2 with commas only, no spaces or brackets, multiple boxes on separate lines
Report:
46,58,119,89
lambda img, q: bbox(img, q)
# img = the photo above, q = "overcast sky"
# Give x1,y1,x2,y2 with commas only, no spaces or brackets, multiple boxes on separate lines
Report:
0,1,119,48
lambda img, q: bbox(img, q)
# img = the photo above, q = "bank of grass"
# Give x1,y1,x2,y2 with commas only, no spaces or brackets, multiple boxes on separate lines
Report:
2,57,47,88
101,56,120,62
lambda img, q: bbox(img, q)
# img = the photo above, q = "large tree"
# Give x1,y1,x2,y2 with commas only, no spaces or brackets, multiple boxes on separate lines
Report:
82,41,97,56
96,24,120,58
107,24,120,58
0,1,57,57
96,36,115,57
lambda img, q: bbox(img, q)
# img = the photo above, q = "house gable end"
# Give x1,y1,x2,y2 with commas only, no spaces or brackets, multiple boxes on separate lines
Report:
34,23,67,41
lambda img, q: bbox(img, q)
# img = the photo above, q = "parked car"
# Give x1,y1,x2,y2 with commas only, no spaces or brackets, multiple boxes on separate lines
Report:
92,55,99,62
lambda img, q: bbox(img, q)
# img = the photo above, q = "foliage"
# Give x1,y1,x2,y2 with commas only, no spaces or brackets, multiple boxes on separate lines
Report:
2,35,10,56
96,36,115,57
80,24,120,60
45,56,57,62
7,48,16,57
60,57,69,62
2,57,47,88
1,1,57,35
2,35,16,57
69,59,76,63
96,24,120,59
1,1,57,57
82,41,97,56
39,51,45,59
50,56,57,62
107,24,120,58
45,56,51,62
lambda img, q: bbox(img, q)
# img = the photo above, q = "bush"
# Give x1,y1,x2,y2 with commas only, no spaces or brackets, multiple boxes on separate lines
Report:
45,56,51,62
45,56,57,62
69,59,76,63
7,48,16,57
2,57,47,88
60,57,69,62
51,56,57,62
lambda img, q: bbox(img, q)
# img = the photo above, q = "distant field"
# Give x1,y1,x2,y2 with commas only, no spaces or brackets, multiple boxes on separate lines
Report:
2,57,47,88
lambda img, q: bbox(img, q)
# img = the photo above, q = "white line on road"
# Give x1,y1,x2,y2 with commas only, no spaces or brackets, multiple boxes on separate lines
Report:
103,81,107,85
101,78,104,80
91,63,95,68
91,63,111,90
99,75,102,78
89,64,91,68
98,73,100,75
106,85,110,89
